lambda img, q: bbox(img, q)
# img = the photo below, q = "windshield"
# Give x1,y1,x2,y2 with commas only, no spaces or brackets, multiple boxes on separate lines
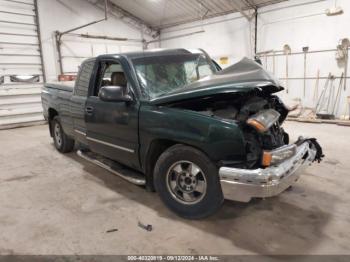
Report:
132,53,216,99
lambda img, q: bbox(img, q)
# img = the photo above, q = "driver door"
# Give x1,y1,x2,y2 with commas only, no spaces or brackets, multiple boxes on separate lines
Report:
85,59,140,170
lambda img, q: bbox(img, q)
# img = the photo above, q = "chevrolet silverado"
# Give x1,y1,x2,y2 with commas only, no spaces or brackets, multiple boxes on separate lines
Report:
41,49,323,219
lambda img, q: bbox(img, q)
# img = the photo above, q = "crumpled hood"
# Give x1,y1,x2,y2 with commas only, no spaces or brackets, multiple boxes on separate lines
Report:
149,57,283,105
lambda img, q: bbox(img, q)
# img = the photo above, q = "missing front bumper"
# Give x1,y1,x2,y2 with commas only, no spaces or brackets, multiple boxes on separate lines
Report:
219,141,317,202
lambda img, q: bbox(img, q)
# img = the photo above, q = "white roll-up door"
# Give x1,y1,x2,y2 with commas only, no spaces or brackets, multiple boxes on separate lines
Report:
0,0,45,129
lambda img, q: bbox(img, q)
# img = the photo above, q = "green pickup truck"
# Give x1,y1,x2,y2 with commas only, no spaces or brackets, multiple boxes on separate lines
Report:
41,48,323,219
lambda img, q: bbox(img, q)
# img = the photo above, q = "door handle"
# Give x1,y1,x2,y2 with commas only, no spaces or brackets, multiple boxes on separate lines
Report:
85,106,94,114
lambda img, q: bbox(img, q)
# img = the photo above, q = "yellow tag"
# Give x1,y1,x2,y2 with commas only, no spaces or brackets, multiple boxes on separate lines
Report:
219,57,229,64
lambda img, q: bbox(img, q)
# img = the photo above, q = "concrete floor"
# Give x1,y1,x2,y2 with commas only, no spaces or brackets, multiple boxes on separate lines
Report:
0,121,349,255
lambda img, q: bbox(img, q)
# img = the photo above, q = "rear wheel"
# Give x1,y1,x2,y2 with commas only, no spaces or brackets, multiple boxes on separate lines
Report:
154,144,224,219
52,116,74,153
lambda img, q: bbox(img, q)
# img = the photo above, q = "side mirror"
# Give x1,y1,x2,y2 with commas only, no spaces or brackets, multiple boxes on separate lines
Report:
99,85,133,102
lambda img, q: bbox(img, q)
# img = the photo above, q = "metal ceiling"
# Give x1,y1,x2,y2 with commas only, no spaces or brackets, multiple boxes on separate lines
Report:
108,0,287,30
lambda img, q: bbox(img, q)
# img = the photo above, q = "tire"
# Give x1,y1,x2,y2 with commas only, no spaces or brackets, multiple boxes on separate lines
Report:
154,144,224,219
51,116,75,153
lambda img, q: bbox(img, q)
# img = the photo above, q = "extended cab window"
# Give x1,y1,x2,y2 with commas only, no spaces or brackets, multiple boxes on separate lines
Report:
75,60,95,96
93,62,127,96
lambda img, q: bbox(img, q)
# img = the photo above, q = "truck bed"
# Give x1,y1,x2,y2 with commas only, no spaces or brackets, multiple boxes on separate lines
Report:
44,82,75,93
41,82,75,125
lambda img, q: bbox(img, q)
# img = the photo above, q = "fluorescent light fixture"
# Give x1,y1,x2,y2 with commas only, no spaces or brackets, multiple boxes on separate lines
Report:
10,75,40,83
326,6,343,16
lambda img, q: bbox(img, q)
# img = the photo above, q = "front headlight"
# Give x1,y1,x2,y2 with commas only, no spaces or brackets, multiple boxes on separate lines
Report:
262,144,297,167
246,109,280,132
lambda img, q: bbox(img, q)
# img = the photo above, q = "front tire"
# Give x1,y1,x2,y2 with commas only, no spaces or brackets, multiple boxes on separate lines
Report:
51,116,74,153
154,144,224,219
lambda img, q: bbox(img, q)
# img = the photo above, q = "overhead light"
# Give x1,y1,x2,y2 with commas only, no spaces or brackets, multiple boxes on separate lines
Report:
10,75,40,83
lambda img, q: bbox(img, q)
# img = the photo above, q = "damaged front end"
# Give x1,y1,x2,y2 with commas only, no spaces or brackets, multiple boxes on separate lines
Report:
211,93,324,202
197,92,324,202
198,92,324,202
153,57,324,202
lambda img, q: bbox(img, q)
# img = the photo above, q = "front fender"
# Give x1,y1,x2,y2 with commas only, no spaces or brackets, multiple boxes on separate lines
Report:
139,104,246,170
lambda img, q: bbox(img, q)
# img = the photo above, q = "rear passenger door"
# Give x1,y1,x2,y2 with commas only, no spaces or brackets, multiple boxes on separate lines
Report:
84,58,140,170
71,59,95,144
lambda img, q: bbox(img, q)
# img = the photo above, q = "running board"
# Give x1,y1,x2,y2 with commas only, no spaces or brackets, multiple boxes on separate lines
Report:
77,150,146,185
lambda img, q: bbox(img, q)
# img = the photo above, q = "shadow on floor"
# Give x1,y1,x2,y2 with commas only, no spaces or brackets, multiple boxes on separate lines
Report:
65,151,335,255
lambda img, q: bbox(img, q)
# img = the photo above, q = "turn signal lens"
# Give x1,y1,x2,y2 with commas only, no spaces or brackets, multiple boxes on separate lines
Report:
270,144,296,165
262,151,272,167
262,144,297,167
246,119,267,132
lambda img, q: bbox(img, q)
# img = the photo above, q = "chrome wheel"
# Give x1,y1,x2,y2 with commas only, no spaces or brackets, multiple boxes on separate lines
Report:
54,122,62,147
166,161,207,205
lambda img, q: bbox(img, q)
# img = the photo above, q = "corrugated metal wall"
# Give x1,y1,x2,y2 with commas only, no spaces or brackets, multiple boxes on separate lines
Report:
0,0,45,129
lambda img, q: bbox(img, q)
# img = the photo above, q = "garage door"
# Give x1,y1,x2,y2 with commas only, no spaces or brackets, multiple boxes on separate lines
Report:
0,0,45,129
59,34,143,75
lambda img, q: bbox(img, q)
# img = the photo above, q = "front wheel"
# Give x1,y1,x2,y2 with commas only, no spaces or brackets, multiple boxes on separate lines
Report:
154,145,224,219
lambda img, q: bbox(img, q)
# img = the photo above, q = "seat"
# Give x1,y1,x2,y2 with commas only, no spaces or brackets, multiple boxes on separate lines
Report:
111,72,127,87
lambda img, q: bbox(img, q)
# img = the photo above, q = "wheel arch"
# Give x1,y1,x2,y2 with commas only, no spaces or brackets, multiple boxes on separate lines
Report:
48,108,59,137
152,140,224,218
144,138,213,191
